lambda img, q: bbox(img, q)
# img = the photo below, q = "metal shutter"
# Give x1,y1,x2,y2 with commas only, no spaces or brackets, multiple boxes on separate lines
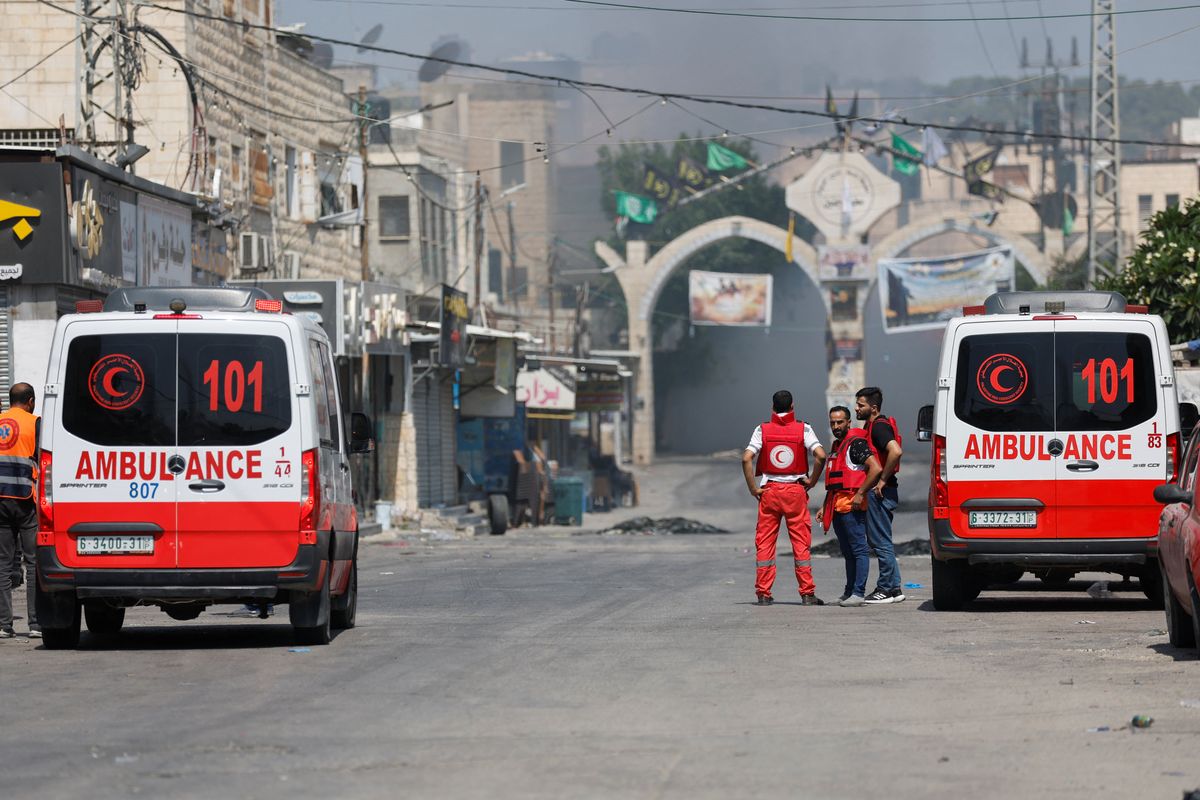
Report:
0,286,11,395
413,370,459,508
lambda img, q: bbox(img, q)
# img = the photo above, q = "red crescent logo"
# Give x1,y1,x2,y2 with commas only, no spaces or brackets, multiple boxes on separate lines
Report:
89,353,145,410
989,364,1014,393
977,353,1028,405
102,366,128,397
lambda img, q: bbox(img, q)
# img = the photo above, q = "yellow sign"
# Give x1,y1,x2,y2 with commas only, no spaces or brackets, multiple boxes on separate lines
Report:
0,199,41,241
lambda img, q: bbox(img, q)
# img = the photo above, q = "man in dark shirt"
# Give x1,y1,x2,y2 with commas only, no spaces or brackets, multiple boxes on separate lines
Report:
855,387,905,604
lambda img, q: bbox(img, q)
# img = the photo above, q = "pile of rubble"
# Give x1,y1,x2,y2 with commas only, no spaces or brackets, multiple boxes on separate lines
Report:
596,517,730,536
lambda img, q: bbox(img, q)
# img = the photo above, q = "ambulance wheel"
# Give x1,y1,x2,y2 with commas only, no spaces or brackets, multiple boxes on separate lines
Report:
1140,561,1165,608
931,557,969,611
331,555,358,630
291,576,332,646
83,602,125,636
487,494,509,535
1163,560,1196,649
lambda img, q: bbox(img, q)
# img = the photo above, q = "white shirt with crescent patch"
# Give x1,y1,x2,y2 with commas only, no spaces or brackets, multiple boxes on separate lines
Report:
746,422,823,483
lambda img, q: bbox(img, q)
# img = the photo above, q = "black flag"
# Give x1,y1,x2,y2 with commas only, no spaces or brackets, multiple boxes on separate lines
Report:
963,146,1002,183
676,157,715,191
641,162,681,206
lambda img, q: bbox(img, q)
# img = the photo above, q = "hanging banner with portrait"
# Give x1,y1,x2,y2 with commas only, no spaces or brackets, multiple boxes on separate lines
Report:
877,246,1014,333
688,270,772,327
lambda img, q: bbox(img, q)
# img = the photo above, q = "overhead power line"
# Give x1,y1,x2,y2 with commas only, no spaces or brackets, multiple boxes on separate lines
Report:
560,0,1200,23
125,0,1196,150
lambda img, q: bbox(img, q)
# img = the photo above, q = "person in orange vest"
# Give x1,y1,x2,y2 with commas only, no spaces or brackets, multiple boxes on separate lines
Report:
855,386,905,605
741,390,827,606
821,405,881,607
0,383,40,638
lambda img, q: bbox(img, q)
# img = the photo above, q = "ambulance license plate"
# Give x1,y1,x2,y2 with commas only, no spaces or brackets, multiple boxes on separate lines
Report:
968,511,1037,528
76,535,154,555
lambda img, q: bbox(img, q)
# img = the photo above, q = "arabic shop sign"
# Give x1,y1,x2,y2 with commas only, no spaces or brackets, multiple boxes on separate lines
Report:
516,365,577,411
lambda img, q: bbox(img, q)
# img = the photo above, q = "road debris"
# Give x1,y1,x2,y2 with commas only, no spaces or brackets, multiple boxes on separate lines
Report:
904,582,923,589
287,647,311,654
1076,620,1097,624
598,517,730,535
1131,715,1154,729
1181,699,1200,709
1086,726,1112,733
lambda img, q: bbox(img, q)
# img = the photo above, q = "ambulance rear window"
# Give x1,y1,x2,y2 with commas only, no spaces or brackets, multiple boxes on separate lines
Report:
954,332,1054,432
62,334,176,446
177,334,291,446
1055,332,1156,431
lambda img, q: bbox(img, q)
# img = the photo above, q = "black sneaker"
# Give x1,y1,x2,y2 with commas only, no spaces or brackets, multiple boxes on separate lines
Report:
864,587,905,605
756,595,774,606
800,595,825,606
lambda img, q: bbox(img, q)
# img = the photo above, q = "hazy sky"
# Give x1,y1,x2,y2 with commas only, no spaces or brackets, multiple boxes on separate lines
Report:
278,0,1200,92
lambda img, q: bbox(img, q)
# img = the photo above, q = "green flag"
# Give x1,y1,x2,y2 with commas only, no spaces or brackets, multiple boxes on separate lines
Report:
706,142,748,171
614,191,658,224
891,133,921,176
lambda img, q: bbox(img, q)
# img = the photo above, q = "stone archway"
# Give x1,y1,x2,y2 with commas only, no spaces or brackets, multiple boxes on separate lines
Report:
597,216,820,465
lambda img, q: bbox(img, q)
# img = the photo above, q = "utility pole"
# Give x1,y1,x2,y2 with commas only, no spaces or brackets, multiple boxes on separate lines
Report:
472,173,484,321
358,85,370,281
507,200,518,307
547,243,557,352
78,0,132,161
1088,0,1122,285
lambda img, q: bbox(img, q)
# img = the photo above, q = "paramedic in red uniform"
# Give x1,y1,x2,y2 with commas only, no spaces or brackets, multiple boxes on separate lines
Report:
855,386,905,605
822,405,881,607
741,390,827,606
0,383,40,638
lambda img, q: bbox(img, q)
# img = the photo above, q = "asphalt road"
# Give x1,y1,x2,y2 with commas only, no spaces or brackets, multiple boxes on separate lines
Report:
2,531,1199,799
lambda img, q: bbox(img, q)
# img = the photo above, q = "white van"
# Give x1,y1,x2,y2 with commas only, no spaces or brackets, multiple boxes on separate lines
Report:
916,291,1195,609
34,287,373,647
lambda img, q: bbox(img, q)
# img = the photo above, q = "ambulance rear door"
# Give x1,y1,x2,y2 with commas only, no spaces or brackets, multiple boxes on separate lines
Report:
173,319,302,568
52,319,180,569
1052,318,1166,540
945,322,1057,538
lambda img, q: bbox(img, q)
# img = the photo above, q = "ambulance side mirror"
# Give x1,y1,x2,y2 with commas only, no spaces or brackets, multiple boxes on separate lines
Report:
349,412,375,454
1153,483,1190,505
915,405,934,442
1179,403,1199,441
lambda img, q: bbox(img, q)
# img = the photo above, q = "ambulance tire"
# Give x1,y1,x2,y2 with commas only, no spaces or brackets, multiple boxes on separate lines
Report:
931,557,970,611
291,573,332,646
331,552,358,631
1189,573,1200,659
83,602,125,637
36,585,81,649
1140,561,1165,608
1163,560,1196,649
488,494,509,535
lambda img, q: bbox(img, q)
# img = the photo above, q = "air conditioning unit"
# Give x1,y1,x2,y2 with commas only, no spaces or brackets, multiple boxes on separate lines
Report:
282,251,301,279
239,232,260,271
257,234,272,271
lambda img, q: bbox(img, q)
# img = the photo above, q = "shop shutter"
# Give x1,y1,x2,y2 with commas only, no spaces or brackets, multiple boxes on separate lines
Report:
414,370,459,507
0,286,11,393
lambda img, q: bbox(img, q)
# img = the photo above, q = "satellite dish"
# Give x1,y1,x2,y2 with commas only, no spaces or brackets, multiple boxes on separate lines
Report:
309,42,334,69
418,39,463,83
357,24,384,53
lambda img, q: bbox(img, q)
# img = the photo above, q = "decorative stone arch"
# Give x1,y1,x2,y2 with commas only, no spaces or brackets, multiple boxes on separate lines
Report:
869,216,1051,286
598,216,820,465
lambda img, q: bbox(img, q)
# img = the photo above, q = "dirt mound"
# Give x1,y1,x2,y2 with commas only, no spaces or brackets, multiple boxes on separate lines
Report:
597,516,730,535
811,537,931,557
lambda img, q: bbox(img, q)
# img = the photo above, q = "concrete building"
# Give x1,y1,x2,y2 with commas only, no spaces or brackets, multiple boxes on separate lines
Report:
1,0,364,284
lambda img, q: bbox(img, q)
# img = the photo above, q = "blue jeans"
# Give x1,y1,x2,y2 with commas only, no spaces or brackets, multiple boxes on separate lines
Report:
866,485,901,591
832,509,870,598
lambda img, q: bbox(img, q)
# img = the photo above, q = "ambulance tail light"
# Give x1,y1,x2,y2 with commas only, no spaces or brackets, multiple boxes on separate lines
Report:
299,448,320,542
37,450,53,534
1167,432,1181,483
930,435,949,517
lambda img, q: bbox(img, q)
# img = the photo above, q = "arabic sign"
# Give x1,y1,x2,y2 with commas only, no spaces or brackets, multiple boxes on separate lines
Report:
361,281,408,355
516,365,577,411
576,373,624,412
138,193,191,286
70,167,121,283
439,285,469,368
0,162,68,283
688,270,772,327
878,246,1015,333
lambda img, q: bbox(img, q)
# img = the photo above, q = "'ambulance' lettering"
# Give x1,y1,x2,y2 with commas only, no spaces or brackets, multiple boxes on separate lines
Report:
75,450,263,480
962,434,1133,461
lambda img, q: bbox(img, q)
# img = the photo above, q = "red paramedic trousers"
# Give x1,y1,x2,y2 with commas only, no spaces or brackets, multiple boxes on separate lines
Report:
754,481,815,598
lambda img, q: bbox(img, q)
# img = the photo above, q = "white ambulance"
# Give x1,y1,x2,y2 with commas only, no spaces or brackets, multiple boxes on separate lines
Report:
916,291,1195,610
34,287,373,647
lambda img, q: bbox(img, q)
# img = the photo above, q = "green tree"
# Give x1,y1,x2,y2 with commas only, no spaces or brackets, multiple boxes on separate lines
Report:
1099,198,1200,343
